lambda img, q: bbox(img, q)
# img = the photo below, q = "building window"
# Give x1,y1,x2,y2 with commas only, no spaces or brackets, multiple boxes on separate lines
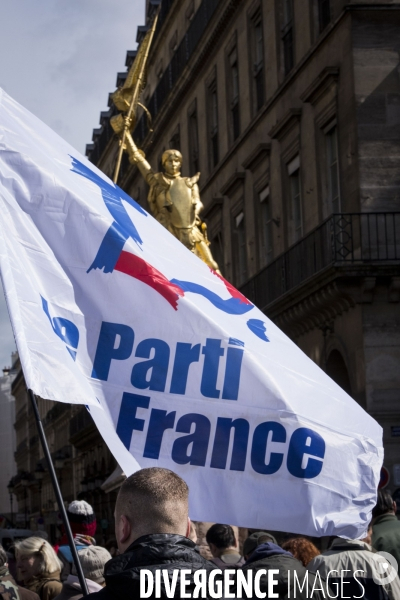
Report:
281,0,294,75
251,14,264,111
326,125,340,212
208,81,219,168
259,186,273,265
169,125,181,152
229,47,240,141
318,0,331,32
188,105,200,173
287,156,302,243
233,210,247,286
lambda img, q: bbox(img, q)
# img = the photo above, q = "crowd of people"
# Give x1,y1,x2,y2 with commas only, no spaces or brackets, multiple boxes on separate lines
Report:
0,469,399,600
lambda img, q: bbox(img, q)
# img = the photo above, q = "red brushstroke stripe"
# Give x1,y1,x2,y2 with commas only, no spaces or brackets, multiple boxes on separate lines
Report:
212,270,252,305
115,251,184,310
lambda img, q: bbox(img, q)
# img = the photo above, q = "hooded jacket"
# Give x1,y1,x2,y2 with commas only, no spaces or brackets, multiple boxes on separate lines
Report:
240,542,329,599
308,538,400,600
86,533,217,600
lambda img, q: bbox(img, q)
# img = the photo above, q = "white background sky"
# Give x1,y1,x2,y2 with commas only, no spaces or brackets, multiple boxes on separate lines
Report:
0,0,143,370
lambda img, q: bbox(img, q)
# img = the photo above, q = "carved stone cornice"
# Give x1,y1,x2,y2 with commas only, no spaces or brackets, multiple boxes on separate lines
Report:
220,171,246,197
272,280,356,338
202,196,224,220
268,108,302,141
242,143,271,172
300,67,339,106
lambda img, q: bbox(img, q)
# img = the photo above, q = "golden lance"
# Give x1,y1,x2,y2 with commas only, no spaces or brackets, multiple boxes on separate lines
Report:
112,7,160,184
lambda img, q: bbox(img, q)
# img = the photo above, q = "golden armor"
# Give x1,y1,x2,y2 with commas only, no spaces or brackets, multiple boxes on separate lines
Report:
109,8,220,273
124,133,220,273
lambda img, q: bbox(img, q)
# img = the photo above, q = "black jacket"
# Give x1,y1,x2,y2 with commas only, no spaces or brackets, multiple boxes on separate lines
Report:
240,542,329,599
86,533,216,600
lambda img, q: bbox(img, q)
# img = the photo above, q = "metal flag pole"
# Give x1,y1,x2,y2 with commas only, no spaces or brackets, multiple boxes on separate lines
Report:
28,389,89,597
113,6,160,184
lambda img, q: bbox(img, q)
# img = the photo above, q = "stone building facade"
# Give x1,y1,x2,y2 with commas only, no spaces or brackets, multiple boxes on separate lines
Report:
0,356,17,519
10,354,118,543
86,0,400,490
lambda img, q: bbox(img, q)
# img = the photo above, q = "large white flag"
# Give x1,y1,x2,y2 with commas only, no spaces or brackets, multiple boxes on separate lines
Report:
0,89,382,537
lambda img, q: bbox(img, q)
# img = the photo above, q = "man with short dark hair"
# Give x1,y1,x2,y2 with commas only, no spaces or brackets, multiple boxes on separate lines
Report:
206,524,244,569
86,467,216,600
372,489,400,566
0,544,39,600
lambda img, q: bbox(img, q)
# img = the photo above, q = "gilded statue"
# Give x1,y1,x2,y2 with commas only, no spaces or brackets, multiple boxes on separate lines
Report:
109,8,220,273
124,131,220,273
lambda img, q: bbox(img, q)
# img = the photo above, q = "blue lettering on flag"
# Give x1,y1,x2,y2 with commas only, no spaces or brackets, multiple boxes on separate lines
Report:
131,338,170,392
172,413,211,466
144,409,176,459
287,428,325,478
115,393,326,479
116,392,150,450
92,322,135,381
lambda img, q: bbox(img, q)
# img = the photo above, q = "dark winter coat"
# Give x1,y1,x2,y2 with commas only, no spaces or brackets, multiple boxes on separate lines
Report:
372,513,400,568
85,533,217,600
24,572,62,600
240,542,329,599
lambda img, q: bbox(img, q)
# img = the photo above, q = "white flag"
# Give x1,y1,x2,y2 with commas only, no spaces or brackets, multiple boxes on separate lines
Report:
0,89,382,537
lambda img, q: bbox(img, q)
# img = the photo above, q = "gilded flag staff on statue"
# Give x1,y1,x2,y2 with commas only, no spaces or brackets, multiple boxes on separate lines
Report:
0,87,383,538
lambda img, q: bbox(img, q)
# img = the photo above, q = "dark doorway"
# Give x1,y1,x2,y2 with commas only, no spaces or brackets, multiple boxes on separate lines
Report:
326,350,352,396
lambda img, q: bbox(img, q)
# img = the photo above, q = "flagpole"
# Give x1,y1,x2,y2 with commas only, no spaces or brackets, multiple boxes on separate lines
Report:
28,389,89,597
112,6,160,184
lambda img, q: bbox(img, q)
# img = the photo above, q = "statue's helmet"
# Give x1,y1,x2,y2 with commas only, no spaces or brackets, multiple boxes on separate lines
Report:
161,149,183,166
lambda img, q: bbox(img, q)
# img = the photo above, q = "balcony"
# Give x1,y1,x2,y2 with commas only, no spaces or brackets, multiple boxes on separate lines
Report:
240,212,400,311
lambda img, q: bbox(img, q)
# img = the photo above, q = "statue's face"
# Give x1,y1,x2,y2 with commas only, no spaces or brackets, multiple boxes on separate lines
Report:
164,155,181,176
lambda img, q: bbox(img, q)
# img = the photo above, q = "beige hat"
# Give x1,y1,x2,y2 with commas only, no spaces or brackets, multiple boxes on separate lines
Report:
72,545,112,584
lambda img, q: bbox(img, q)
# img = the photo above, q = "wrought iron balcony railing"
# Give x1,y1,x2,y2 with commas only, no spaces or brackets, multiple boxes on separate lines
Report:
240,212,400,310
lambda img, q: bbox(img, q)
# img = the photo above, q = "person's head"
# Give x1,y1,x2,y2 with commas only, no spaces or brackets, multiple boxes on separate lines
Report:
15,537,62,583
72,546,111,586
65,500,97,539
114,467,190,553
281,537,320,567
206,524,237,558
242,532,277,560
0,545,7,568
372,489,396,520
161,150,182,177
